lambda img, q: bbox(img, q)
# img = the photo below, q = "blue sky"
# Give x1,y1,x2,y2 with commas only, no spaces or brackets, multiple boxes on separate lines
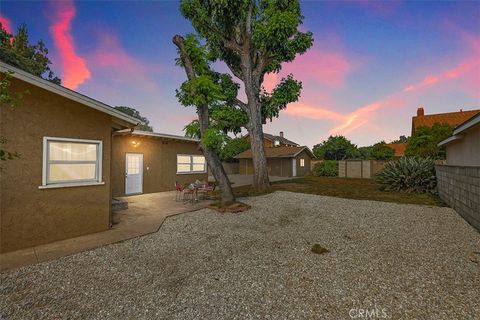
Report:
1,0,479,147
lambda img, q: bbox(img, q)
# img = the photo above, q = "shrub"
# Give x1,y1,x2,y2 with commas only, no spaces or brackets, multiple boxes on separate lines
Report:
313,160,338,177
375,157,437,193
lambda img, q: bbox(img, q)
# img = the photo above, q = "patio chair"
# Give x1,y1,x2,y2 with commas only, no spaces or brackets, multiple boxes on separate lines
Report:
174,181,194,203
197,182,216,200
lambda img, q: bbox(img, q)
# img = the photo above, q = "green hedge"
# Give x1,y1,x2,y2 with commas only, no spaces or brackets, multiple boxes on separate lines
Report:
313,160,338,177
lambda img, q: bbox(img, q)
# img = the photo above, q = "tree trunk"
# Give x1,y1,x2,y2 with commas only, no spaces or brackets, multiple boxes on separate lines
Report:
173,35,235,203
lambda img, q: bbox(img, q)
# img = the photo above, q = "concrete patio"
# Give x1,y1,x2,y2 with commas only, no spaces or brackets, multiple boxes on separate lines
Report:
0,191,205,271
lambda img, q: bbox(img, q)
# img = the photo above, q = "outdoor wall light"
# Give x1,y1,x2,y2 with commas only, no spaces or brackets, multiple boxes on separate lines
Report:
131,140,140,147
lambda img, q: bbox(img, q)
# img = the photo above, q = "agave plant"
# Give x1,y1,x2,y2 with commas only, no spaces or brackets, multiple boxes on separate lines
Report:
375,157,437,193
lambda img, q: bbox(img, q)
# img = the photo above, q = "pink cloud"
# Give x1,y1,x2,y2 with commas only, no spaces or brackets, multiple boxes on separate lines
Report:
48,0,91,89
89,30,159,92
263,44,355,92
0,15,12,34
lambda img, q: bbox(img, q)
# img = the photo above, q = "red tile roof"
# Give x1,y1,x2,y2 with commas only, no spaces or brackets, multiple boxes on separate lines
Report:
385,143,407,157
412,109,480,134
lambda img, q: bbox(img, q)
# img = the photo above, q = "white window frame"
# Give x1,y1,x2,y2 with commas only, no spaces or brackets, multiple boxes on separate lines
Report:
39,137,104,189
176,154,206,174
300,158,305,167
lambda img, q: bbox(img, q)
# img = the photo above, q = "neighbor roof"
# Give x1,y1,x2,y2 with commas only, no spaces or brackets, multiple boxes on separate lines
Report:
116,129,200,143
0,62,141,126
412,109,480,134
235,146,313,159
245,132,299,146
385,142,407,157
438,113,480,147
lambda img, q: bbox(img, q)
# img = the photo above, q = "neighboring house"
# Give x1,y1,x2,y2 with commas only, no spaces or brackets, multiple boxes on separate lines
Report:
411,107,480,135
436,113,480,231
112,130,207,196
385,107,480,157
235,146,313,177
0,62,139,253
385,143,407,158
245,131,299,148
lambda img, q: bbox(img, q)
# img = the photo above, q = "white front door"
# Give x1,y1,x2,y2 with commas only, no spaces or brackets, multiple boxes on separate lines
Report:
125,153,143,195
292,158,297,177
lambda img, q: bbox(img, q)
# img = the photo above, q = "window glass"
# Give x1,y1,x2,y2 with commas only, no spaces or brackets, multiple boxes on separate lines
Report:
192,156,205,164
177,155,206,173
49,142,97,161
192,164,205,172
177,164,191,173
49,164,96,181
177,155,191,163
300,159,305,167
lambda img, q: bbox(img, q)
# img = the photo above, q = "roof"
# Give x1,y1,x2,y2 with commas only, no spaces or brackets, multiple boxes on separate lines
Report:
438,113,480,147
116,129,200,143
0,62,141,126
235,146,313,159
385,143,407,157
412,109,480,134
245,132,299,146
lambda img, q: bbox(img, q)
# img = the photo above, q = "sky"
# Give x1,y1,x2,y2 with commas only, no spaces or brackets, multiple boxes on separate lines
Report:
1,0,479,148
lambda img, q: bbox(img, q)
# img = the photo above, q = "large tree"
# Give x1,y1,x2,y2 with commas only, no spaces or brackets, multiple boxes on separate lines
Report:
180,0,313,192
114,106,154,132
173,34,239,202
0,23,61,84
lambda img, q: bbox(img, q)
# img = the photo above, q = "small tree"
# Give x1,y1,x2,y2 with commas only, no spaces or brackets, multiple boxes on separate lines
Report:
0,23,61,84
369,141,395,160
180,0,313,192
405,123,453,159
114,106,153,132
313,136,359,160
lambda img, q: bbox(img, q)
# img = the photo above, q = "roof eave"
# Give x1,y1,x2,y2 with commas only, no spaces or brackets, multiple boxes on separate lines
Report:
0,62,141,126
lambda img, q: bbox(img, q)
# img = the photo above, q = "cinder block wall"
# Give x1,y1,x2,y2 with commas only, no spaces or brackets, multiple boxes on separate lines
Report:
436,165,480,231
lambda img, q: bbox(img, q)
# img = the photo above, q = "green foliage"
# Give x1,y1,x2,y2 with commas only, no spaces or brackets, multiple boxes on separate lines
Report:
369,141,395,160
376,157,437,193
313,136,359,160
312,160,338,177
391,135,409,144
405,123,453,159
220,137,250,162
260,74,302,122
184,120,201,138
201,127,226,152
113,106,153,132
0,23,60,84
357,146,372,160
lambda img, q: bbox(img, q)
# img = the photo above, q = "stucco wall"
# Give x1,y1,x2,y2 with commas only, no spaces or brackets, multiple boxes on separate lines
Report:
0,78,113,252
112,135,207,196
445,125,480,166
436,165,480,231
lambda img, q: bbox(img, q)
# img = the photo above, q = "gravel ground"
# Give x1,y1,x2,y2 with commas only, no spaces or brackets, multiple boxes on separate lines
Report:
1,191,479,319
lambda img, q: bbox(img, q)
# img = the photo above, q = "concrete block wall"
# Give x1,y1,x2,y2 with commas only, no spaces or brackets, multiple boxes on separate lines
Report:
338,160,388,179
436,165,480,231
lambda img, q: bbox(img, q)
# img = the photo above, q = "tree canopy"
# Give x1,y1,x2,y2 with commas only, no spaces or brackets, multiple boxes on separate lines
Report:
313,136,359,160
368,141,395,160
113,106,153,132
0,23,61,84
179,0,313,191
405,123,453,159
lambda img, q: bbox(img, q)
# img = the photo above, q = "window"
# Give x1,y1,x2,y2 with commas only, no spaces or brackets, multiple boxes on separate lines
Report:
177,154,206,174
300,158,305,167
42,137,102,187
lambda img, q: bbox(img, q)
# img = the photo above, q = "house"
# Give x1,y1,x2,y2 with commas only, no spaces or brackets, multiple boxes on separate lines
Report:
235,146,313,177
0,62,207,253
112,130,207,196
411,107,480,135
385,143,407,158
244,131,299,148
387,107,480,157
436,113,480,231
0,62,139,252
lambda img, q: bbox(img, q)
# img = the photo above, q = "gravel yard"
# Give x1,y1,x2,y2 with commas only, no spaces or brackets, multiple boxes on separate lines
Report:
1,191,479,319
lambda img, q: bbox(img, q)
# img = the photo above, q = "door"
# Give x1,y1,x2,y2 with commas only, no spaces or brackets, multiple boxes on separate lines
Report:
292,158,297,177
125,153,143,195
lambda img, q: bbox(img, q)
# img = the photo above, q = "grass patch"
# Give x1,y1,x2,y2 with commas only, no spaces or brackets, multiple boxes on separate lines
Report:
233,176,444,206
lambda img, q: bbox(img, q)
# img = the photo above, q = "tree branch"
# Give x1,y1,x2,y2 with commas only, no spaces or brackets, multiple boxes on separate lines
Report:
172,35,195,81
234,98,248,113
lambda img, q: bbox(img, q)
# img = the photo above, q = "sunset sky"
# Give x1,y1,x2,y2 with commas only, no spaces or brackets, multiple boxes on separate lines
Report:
1,0,479,147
